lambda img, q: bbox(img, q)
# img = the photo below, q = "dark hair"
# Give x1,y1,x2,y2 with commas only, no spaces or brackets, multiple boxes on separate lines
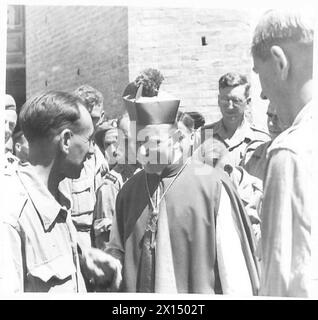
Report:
74,84,103,113
218,72,250,98
19,91,82,142
186,111,205,130
12,130,24,144
12,131,25,155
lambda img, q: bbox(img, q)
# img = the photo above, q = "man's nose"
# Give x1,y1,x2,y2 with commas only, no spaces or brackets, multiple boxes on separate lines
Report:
227,100,234,109
88,142,95,155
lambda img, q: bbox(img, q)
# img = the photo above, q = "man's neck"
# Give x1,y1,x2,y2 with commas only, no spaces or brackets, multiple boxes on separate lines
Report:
285,79,312,127
222,116,244,139
28,149,62,200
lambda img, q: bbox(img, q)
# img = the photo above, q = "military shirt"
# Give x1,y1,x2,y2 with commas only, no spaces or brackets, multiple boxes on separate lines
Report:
93,172,119,251
242,141,272,181
0,163,86,293
92,165,141,250
260,101,318,297
200,118,270,168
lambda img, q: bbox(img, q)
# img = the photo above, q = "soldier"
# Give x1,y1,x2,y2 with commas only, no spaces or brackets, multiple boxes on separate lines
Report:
0,91,121,292
58,85,108,255
242,101,283,181
92,121,122,251
252,9,316,297
200,73,270,169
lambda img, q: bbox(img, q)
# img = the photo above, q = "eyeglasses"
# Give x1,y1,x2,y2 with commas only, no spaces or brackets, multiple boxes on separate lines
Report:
218,96,250,107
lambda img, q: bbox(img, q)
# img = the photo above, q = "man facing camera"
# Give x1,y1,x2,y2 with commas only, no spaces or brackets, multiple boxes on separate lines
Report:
106,85,260,294
201,73,270,169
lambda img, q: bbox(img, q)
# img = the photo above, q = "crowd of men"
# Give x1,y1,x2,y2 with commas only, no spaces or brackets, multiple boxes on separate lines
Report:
1,9,317,297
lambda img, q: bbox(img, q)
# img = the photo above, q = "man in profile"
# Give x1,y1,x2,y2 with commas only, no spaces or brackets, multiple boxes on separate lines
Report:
59,85,108,253
252,9,316,297
1,91,121,292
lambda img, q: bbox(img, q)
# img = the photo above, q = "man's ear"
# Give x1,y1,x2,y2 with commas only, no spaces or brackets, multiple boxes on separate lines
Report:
15,142,21,153
270,45,289,81
59,129,73,154
189,132,195,146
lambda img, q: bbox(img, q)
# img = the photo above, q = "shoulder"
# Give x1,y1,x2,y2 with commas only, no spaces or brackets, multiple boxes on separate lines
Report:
266,148,301,179
103,170,122,190
185,159,224,187
268,121,312,156
116,169,145,197
201,119,222,132
2,171,29,228
249,125,271,141
244,140,271,162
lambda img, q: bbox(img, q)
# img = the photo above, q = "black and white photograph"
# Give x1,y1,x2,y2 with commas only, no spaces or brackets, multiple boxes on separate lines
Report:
0,0,317,302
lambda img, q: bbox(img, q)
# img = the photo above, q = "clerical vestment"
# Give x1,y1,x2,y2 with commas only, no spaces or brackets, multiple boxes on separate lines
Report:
107,160,260,294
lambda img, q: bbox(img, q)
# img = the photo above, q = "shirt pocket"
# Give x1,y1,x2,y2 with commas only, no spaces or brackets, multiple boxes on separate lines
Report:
28,254,76,283
71,178,95,216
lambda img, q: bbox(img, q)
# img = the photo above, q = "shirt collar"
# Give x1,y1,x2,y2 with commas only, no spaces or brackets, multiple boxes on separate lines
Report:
17,163,70,231
292,99,314,127
215,117,254,146
267,100,314,157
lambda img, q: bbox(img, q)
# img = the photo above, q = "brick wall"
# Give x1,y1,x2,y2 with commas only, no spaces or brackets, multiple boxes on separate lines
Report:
128,7,256,125
25,5,128,118
25,5,267,128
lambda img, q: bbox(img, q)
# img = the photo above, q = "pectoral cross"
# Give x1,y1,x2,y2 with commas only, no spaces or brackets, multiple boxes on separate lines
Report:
146,208,159,250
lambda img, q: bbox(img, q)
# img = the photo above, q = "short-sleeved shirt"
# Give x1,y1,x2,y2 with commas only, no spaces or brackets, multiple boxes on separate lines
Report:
92,165,141,250
0,163,86,293
200,118,270,168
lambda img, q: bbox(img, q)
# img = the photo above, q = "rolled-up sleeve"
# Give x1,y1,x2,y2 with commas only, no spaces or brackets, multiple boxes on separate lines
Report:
93,182,118,250
260,150,310,297
105,208,124,264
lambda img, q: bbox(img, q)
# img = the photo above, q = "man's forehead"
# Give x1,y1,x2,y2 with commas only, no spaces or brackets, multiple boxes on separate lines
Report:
219,85,246,97
5,109,17,122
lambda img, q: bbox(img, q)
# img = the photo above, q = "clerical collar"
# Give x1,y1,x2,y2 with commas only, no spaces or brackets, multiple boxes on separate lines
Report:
146,160,187,180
